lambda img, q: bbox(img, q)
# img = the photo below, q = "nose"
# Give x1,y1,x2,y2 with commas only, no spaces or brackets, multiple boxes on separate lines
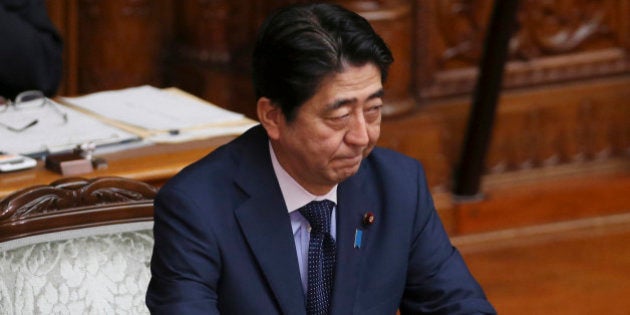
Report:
345,113,370,147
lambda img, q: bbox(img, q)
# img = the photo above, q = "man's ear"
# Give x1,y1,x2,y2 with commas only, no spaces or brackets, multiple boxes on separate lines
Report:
257,97,283,140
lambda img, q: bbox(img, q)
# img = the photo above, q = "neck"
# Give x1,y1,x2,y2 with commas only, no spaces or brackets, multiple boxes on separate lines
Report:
270,142,334,196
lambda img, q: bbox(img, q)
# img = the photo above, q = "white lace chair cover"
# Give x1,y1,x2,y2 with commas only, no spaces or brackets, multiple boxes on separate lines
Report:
0,177,157,315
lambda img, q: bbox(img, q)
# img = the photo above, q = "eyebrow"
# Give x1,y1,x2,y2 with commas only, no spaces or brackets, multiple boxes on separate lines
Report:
327,88,385,110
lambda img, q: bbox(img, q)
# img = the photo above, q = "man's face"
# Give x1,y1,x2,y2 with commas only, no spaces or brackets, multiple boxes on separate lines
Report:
270,63,383,195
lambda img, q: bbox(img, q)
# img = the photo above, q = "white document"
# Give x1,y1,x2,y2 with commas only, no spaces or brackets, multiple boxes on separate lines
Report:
61,85,247,132
0,100,139,156
148,123,257,143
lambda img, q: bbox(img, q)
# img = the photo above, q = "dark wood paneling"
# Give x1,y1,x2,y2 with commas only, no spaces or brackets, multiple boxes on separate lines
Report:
339,0,416,116
46,0,78,95
43,0,630,233
76,0,172,93
416,0,630,99
47,0,173,95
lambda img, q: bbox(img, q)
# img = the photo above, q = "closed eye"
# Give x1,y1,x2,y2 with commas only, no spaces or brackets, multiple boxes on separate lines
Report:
364,104,382,123
327,106,352,121
330,112,350,122
366,104,383,112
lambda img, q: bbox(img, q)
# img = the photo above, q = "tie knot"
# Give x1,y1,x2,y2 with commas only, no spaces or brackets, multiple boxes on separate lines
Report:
299,200,335,234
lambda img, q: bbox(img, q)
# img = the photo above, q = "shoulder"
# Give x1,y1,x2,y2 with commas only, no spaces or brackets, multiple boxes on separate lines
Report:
368,146,417,164
159,125,266,196
363,146,426,180
357,147,432,209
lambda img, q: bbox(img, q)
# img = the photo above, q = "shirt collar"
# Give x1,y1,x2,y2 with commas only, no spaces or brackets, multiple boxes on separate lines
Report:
269,142,337,213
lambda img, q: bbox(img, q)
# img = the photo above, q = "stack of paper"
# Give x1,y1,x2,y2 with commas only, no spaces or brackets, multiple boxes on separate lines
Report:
0,100,140,157
61,86,257,143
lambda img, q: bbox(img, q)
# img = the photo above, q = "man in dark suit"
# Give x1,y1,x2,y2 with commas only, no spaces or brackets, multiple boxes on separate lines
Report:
0,0,63,99
146,3,496,314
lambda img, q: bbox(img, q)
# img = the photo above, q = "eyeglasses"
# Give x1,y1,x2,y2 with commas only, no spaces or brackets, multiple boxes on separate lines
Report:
0,90,68,132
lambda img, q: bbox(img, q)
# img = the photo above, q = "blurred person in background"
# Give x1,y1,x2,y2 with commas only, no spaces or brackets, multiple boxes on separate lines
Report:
0,0,63,100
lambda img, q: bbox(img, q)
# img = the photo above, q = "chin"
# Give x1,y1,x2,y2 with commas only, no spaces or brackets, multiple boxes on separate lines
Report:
334,165,361,182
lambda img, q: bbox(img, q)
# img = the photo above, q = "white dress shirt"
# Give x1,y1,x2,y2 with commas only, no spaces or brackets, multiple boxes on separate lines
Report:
268,142,337,294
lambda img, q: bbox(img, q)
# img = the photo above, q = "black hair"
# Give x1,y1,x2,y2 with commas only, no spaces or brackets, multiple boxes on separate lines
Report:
252,3,393,121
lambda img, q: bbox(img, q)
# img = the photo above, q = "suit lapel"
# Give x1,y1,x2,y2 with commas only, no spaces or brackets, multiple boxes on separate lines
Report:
233,126,306,315
330,167,374,315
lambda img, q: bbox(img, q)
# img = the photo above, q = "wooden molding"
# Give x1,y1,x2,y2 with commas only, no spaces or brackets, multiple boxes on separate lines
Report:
417,0,630,99
0,177,157,243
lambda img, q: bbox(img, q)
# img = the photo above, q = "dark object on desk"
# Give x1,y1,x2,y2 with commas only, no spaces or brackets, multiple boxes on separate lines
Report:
92,157,108,170
45,152,94,175
45,142,109,175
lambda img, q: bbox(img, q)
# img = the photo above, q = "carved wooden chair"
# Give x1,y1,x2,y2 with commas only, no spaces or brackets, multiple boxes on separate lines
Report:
0,177,157,314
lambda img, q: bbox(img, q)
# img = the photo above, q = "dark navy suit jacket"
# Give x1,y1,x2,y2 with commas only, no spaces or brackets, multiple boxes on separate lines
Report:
146,125,496,314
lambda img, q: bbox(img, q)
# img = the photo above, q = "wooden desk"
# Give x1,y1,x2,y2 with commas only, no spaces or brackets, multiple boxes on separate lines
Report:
0,135,235,199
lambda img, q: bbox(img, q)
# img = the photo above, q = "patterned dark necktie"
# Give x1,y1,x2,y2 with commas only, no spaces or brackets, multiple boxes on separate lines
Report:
299,200,336,315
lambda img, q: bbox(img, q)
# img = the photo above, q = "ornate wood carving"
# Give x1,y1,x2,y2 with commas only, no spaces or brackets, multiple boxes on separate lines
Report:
43,0,629,193
0,177,157,243
0,177,157,221
417,0,630,99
